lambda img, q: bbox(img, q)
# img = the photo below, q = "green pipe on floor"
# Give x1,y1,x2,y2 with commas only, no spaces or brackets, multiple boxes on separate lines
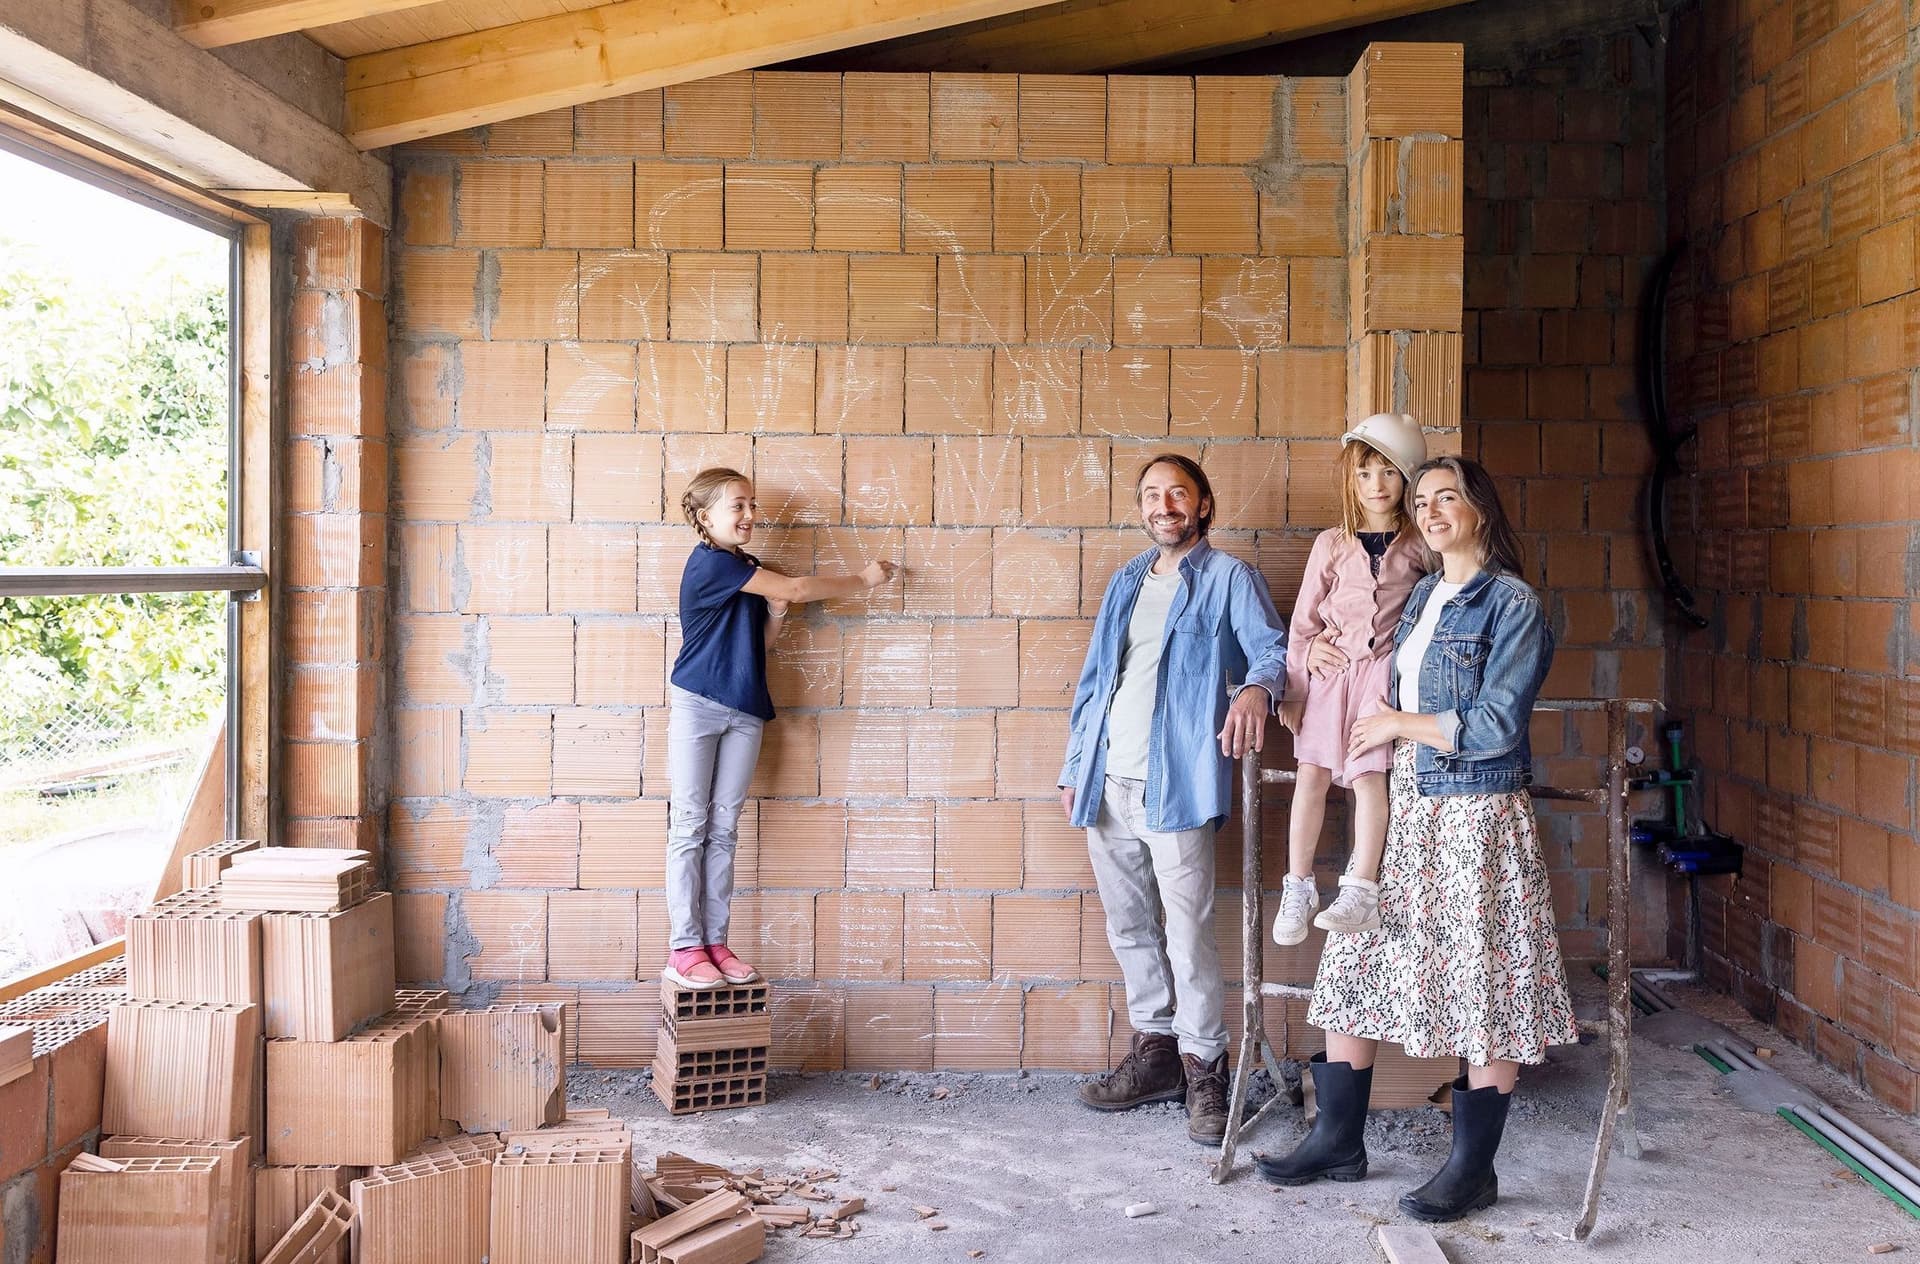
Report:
1776,1107,1920,1223
1628,977,1920,1224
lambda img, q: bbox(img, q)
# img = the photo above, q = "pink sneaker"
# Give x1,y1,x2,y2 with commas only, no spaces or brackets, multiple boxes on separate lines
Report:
704,944,759,984
664,947,722,989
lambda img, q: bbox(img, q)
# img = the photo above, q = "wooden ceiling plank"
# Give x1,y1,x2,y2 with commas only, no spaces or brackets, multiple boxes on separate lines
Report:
173,0,449,48
304,5,453,59
847,0,1476,73
343,0,1067,148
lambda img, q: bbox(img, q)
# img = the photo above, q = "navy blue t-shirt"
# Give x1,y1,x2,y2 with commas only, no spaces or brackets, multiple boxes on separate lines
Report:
669,543,775,721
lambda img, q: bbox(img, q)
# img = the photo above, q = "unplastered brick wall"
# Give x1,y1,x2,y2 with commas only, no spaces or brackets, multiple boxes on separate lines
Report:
383,56,1463,1072
285,218,389,850
1664,0,1920,1110
1459,30,1672,962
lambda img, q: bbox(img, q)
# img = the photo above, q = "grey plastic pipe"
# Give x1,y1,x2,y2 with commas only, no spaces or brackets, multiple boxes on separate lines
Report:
1629,980,1671,1013
1633,975,1679,1011
1789,1106,1920,1209
1813,1105,1920,1193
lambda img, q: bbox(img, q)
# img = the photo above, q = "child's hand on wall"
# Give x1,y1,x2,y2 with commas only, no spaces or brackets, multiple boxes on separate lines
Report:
861,559,900,588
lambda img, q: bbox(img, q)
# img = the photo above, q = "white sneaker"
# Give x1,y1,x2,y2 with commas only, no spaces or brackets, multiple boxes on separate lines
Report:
1314,876,1382,934
1272,874,1319,946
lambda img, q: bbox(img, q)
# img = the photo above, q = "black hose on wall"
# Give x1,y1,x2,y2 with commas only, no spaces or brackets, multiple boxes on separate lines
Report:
1639,243,1711,631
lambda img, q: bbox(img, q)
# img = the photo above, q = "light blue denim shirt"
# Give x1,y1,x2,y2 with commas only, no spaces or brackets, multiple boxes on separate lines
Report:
1059,538,1288,833
1390,567,1555,795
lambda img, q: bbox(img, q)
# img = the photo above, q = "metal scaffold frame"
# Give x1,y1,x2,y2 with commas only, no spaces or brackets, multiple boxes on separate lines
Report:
1211,697,1657,1244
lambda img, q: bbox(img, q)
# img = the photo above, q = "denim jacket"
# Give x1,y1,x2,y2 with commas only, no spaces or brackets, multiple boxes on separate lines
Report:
1390,568,1554,796
1059,538,1288,833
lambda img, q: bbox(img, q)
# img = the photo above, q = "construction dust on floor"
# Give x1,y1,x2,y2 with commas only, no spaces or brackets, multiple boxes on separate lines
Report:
573,977,1920,1263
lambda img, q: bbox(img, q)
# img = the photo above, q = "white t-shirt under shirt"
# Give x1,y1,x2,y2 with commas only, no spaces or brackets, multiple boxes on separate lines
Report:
1103,566,1181,780
1394,579,1466,713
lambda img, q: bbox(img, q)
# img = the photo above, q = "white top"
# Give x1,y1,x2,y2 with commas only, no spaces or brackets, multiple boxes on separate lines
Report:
1104,566,1181,780
1394,579,1466,713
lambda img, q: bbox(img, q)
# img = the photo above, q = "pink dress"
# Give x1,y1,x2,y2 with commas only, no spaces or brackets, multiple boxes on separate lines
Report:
1285,528,1427,787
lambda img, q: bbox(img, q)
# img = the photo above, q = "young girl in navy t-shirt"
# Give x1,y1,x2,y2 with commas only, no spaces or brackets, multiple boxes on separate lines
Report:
665,466,899,989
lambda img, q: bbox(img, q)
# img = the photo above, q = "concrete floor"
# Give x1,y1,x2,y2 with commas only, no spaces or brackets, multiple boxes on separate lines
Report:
571,976,1920,1263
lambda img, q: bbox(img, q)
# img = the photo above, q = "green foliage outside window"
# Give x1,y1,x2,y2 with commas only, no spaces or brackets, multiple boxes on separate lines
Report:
0,253,229,765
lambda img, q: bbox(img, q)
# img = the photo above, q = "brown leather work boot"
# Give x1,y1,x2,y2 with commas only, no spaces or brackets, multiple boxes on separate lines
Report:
1183,1052,1230,1146
1076,1032,1185,1112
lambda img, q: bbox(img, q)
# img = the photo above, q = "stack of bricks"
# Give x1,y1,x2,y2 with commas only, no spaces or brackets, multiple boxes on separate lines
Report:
53,844,399,1256
1662,0,1920,1112
25,830,642,1258
184,839,264,890
221,848,378,913
284,216,389,859
231,846,421,1177
651,979,771,1115
379,50,1464,1075
5,847,639,1260
0,960,120,1263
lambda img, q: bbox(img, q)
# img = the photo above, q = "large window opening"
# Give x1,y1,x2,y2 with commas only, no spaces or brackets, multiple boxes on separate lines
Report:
0,145,241,983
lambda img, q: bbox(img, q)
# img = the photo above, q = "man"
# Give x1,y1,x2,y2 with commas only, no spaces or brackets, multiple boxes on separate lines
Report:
1059,453,1287,1145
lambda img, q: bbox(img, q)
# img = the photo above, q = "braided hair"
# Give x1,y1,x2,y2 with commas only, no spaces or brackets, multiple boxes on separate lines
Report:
681,467,759,564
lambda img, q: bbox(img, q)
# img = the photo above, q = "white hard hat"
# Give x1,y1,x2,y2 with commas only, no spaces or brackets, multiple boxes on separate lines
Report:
1340,413,1428,481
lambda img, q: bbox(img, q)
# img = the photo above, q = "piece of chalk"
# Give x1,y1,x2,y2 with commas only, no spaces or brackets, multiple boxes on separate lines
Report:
1124,1202,1159,1218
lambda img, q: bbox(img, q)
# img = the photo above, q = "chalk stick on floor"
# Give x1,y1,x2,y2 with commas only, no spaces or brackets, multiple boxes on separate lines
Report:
1377,1224,1449,1264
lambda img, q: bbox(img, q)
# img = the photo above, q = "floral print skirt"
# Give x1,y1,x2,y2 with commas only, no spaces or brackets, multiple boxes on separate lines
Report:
1307,740,1579,1065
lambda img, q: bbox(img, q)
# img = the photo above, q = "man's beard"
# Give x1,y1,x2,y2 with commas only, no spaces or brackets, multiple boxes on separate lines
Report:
1143,514,1198,549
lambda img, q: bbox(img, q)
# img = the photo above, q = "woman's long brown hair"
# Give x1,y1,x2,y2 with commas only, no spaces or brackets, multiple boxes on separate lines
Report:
1407,456,1526,576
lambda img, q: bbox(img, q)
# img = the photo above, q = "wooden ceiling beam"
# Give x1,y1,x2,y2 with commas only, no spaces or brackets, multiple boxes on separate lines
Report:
0,0,390,221
838,0,1476,73
173,0,444,50
344,0,1070,149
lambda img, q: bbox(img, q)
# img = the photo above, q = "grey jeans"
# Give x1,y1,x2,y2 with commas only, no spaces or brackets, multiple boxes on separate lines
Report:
1086,775,1228,1061
667,684,765,949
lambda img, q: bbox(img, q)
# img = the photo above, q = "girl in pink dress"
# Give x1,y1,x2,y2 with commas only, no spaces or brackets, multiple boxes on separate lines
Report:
1271,414,1429,944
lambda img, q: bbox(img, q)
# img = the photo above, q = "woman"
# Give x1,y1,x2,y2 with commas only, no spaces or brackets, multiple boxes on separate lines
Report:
1255,456,1577,1223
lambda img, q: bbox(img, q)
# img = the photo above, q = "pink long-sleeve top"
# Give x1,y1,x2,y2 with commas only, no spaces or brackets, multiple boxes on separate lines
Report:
1283,526,1429,702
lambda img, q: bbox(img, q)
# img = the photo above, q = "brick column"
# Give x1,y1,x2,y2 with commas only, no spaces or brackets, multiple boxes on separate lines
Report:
1347,42,1467,443
282,218,389,856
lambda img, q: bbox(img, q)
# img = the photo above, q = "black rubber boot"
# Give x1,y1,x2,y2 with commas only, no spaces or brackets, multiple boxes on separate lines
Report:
1398,1076,1512,1222
1253,1053,1372,1185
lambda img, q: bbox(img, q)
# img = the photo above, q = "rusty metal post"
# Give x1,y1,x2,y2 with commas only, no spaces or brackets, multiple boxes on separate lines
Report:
1212,747,1266,1183
1574,700,1634,1241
